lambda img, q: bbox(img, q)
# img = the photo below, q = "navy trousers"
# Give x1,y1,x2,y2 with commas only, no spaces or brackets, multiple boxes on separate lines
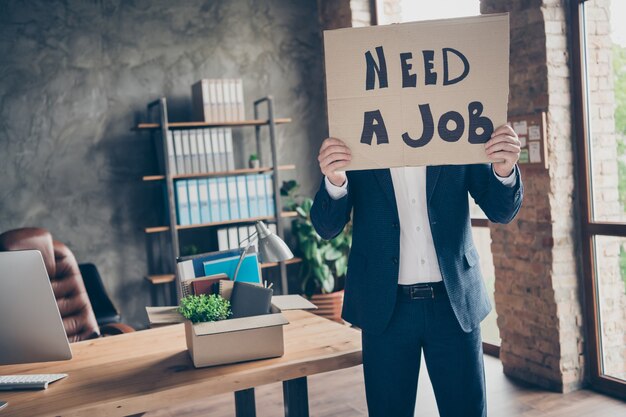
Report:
361,289,486,417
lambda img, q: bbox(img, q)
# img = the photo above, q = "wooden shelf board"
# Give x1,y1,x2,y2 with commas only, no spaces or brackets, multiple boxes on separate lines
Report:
142,165,296,182
145,226,170,234
145,274,176,285
144,211,298,234
143,174,167,182
260,257,303,269
134,118,291,130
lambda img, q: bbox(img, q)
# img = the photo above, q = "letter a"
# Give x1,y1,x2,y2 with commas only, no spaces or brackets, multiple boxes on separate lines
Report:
360,110,389,145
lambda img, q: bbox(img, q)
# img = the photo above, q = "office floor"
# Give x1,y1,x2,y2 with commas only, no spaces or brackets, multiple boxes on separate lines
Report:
147,355,625,417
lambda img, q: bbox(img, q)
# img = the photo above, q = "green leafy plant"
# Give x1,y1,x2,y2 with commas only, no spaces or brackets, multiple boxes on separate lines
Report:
178,294,232,324
281,180,352,297
249,153,259,161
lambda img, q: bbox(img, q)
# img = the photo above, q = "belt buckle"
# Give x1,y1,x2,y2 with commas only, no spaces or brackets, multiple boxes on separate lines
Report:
410,285,434,299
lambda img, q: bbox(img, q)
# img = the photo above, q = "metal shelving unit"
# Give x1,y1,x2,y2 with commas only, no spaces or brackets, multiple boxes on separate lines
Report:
137,96,298,304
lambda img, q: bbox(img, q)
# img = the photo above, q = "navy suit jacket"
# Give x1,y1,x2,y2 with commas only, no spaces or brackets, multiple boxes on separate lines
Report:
310,164,523,335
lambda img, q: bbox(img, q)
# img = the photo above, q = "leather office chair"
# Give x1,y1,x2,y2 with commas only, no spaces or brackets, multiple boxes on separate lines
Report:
0,227,134,342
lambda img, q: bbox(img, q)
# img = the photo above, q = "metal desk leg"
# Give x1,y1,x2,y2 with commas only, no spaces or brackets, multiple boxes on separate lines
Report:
283,377,309,417
234,388,256,417
150,284,157,306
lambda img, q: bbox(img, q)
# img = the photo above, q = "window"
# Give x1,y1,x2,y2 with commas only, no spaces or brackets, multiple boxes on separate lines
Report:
572,0,626,399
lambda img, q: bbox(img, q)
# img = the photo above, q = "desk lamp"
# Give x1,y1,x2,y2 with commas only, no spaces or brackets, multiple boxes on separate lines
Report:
233,221,294,282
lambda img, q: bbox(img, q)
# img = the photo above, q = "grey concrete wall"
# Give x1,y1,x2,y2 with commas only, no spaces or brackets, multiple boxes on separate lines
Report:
0,0,326,328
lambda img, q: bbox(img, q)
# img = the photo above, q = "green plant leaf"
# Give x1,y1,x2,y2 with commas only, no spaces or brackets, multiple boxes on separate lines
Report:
335,256,347,278
178,294,232,324
312,246,323,265
295,206,307,218
302,198,313,213
322,273,335,294
324,247,342,261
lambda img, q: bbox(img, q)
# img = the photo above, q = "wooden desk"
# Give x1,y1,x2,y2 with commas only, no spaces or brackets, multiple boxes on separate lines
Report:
0,310,362,417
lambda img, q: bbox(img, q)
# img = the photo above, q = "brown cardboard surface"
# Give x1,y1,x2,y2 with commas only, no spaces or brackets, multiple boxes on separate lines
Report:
192,312,288,336
145,306,184,325
271,294,318,311
324,13,510,170
185,321,285,368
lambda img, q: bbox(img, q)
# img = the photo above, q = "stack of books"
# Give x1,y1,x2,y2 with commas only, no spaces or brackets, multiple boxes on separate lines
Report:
191,79,245,122
175,173,276,226
217,224,278,251
164,128,235,175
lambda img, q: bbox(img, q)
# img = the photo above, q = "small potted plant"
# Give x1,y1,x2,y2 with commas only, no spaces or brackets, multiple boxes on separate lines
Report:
281,180,352,322
249,153,260,169
178,294,232,323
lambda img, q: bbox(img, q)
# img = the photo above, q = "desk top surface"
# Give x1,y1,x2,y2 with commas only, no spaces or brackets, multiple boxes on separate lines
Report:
0,310,362,417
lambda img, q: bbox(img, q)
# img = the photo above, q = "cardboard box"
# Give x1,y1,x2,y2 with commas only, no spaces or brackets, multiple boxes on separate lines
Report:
146,295,316,368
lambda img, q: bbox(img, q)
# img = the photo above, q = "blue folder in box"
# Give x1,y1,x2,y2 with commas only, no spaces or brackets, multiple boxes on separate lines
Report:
202,252,262,284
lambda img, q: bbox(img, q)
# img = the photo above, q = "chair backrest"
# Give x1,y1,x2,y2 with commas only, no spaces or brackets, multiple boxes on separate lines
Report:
0,228,100,342
78,263,121,326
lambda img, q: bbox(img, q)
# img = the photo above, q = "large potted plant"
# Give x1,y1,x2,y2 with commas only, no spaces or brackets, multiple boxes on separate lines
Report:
281,180,352,322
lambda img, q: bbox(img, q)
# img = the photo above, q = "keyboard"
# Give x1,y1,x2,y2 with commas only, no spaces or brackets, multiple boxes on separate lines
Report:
0,374,67,390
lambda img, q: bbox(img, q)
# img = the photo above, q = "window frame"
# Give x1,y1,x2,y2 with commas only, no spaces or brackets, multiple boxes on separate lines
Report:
570,0,626,399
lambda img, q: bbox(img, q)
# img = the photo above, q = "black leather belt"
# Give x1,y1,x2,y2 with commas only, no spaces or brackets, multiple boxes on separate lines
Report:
397,282,447,300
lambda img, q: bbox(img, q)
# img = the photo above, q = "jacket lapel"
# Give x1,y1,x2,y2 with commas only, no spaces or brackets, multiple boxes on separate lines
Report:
373,169,398,215
426,166,441,204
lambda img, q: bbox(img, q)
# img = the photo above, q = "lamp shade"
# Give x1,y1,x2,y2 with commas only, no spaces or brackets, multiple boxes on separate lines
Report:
255,221,294,263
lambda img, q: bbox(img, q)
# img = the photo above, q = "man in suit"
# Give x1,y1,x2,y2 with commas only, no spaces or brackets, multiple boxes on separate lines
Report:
310,125,523,417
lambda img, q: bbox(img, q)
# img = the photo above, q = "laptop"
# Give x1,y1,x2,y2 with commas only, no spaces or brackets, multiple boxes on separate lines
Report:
0,250,72,365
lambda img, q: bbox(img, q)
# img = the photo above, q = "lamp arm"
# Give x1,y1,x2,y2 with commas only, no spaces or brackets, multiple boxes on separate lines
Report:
238,230,258,246
233,236,256,282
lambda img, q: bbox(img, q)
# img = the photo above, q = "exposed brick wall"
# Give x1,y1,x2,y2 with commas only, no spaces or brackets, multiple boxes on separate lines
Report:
318,0,353,31
351,0,372,27
481,0,585,392
482,0,626,390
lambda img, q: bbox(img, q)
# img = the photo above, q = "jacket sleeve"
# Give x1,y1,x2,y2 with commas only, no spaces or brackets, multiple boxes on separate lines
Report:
467,164,523,224
310,176,353,240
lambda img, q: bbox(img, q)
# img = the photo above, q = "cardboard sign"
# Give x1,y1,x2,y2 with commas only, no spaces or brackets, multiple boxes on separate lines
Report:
324,13,510,170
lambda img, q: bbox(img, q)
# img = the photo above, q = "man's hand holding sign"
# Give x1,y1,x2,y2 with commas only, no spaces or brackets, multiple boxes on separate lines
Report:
312,13,524,417
487,124,522,177
320,125,521,185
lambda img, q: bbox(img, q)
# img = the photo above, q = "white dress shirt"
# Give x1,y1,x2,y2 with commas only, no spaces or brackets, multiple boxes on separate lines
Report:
324,165,516,285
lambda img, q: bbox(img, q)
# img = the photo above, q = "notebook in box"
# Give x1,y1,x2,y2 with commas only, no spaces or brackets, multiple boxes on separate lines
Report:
229,281,273,319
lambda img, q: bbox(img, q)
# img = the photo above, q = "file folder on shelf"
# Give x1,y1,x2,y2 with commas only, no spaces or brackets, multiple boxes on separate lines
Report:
208,178,220,222
237,175,249,219
227,176,240,220
198,179,211,223
246,175,259,217
188,180,201,225
265,174,275,216
257,175,268,217
217,177,229,221
176,181,191,226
